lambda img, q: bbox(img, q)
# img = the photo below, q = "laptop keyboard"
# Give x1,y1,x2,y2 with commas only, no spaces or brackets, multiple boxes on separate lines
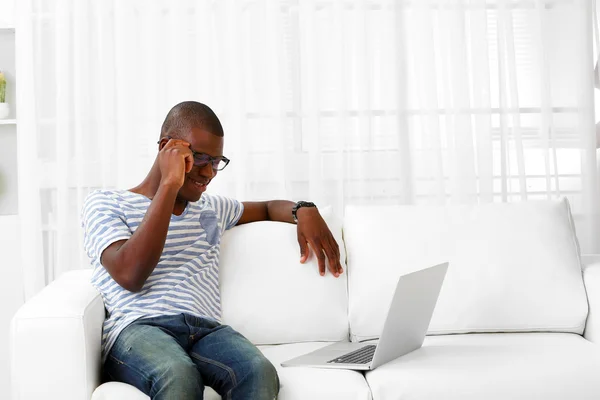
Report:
327,344,377,364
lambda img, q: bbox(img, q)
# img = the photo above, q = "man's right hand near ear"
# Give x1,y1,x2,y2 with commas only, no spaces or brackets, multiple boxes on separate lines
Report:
158,138,194,189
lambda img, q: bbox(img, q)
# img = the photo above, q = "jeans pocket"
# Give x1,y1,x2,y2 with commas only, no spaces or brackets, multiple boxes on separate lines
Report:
108,354,126,366
105,353,151,385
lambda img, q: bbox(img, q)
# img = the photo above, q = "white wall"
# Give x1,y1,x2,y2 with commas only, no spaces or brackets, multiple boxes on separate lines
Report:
0,1,21,398
0,0,14,29
0,27,18,214
0,216,22,399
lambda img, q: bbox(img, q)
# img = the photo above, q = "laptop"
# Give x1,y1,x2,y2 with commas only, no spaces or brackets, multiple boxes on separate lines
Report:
281,262,448,371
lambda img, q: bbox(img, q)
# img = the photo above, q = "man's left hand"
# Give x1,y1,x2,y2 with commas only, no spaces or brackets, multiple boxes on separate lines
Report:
296,208,343,277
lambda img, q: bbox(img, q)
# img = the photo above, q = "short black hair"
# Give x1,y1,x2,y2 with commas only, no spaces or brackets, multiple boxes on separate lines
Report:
160,101,224,139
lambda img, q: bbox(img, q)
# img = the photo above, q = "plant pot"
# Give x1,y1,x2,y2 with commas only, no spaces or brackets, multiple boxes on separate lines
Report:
0,103,9,119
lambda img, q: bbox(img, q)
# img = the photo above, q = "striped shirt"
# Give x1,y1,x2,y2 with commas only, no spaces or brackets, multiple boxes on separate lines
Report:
81,189,244,362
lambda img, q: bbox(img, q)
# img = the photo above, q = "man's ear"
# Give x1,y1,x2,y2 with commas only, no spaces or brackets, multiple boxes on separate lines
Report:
157,137,167,151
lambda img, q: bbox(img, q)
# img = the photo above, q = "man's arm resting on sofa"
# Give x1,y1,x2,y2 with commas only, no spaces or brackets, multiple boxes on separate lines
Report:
239,200,343,277
11,269,105,400
582,255,600,343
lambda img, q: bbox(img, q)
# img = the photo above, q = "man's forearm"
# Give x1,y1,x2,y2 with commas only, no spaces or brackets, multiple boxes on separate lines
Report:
237,200,319,226
112,183,178,291
265,200,296,223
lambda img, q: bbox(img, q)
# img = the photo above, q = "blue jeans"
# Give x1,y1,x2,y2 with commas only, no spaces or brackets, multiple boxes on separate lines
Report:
103,313,279,400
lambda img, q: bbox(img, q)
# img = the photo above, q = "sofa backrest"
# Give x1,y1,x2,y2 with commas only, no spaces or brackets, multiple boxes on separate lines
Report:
343,198,588,341
219,209,349,345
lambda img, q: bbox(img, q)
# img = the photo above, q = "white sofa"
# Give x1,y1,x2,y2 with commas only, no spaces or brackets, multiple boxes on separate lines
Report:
11,198,600,399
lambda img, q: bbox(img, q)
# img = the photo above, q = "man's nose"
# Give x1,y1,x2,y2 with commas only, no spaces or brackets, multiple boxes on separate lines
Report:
199,163,216,178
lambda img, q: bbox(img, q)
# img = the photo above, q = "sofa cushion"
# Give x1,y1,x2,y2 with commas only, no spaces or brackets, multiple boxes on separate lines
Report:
92,382,219,400
219,209,348,344
365,333,600,399
344,199,588,340
260,342,372,400
92,342,372,400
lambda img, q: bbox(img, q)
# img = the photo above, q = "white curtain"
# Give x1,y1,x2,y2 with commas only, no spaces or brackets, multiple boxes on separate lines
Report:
16,0,598,298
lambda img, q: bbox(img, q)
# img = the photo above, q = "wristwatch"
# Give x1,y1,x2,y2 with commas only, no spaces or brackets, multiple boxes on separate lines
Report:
292,201,317,223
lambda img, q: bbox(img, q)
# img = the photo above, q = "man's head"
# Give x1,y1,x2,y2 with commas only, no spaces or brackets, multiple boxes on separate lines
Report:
159,101,224,141
158,101,226,202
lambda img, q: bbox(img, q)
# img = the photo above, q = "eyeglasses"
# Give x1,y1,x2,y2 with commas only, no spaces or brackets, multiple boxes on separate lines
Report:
160,136,230,171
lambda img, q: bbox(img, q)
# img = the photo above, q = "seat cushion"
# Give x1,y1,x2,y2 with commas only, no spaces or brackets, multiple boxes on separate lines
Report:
259,342,372,400
366,333,600,400
344,199,588,340
91,382,219,400
92,342,371,400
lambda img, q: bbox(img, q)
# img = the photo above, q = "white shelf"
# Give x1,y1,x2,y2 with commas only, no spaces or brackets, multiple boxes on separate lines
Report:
0,119,16,125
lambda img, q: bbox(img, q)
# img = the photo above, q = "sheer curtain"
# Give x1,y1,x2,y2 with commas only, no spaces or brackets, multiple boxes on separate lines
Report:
16,0,598,298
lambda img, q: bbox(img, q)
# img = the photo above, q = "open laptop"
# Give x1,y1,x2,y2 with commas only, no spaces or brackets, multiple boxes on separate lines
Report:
281,262,448,371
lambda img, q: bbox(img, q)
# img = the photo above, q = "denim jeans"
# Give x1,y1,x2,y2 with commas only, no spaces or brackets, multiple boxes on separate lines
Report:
103,313,280,400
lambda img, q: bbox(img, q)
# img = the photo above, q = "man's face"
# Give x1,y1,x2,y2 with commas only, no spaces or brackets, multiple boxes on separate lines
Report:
176,126,225,202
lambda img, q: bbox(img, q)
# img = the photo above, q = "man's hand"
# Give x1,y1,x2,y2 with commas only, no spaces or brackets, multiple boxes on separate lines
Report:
296,208,343,277
158,138,194,189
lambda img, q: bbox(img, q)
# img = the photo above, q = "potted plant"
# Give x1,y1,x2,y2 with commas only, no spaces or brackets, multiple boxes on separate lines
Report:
0,70,8,119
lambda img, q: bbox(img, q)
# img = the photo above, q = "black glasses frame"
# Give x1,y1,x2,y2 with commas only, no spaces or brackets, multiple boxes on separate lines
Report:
158,136,230,171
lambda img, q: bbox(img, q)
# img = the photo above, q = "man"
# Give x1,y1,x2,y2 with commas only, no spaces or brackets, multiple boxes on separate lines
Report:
82,101,343,400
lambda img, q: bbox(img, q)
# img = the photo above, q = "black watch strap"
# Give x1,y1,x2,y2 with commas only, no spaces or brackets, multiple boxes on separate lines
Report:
292,201,317,223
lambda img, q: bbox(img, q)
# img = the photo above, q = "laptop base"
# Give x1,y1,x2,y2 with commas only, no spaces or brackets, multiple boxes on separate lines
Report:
280,341,376,370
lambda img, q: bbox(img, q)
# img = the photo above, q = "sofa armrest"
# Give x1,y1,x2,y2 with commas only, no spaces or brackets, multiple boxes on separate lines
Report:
582,255,600,343
11,269,105,400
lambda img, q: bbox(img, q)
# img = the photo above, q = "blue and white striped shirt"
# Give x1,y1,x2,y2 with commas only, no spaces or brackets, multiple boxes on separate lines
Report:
81,189,244,361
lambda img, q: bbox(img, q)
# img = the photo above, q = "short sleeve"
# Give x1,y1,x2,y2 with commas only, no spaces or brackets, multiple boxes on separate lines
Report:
81,190,132,263
209,194,245,232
